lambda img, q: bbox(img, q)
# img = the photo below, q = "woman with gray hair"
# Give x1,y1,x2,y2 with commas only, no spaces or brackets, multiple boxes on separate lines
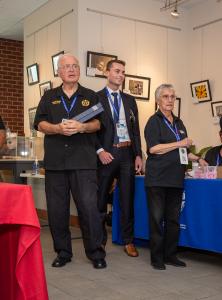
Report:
144,84,207,270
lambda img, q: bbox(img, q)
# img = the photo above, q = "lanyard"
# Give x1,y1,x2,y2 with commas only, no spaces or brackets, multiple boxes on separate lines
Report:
61,95,77,118
216,153,222,166
163,117,181,141
105,88,121,120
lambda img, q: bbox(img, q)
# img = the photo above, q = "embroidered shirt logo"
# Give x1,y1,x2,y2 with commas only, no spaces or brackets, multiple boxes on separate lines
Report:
81,99,90,106
52,100,61,105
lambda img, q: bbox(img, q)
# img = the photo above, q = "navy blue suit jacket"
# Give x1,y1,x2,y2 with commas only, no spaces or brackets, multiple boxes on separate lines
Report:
97,88,142,158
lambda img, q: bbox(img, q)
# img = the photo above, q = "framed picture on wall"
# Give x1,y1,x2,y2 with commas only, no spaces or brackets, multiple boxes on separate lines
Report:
123,74,151,100
86,51,117,78
190,80,212,103
39,81,52,97
155,97,181,118
26,63,39,85
52,51,64,77
28,107,37,137
174,97,181,118
211,101,222,117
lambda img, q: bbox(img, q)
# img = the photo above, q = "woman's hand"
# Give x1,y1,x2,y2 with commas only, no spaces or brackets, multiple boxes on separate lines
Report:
179,137,193,148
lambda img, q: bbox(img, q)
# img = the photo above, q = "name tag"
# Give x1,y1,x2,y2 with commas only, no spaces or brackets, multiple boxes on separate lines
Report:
116,120,128,140
179,147,188,165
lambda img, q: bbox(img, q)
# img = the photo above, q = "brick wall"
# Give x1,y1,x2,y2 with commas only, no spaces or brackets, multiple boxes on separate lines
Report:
0,38,24,135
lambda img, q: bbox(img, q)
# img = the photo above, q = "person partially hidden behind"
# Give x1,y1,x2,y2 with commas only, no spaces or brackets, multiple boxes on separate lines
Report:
205,117,222,166
97,59,143,257
144,84,207,270
34,54,106,269
0,116,6,150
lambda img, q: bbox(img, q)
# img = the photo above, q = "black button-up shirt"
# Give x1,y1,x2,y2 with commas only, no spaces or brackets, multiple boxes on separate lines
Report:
0,116,5,130
34,84,99,170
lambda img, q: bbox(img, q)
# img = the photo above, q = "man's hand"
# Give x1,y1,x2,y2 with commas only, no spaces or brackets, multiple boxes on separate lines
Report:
59,120,85,136
98,150,114,165
135,156,143,174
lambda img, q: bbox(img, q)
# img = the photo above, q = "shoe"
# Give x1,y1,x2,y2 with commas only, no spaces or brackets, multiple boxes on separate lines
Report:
151,262,166,270
165,257,186,267
92,258,107,269
124,244,139,257
52,256,71,267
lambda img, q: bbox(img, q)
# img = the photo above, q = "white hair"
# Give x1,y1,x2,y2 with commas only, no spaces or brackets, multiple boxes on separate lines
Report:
155,84,175,102
57,53,79,69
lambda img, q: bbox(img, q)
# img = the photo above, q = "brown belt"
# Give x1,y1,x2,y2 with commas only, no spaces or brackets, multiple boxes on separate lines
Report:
113,141,131,148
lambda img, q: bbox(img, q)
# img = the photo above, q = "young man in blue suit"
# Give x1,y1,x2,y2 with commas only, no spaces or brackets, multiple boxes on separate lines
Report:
97,59,142,257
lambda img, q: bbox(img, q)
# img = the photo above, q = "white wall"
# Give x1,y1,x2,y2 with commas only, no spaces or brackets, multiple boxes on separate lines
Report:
23,0,222,150
77,0,188,151
24,0,78,136
184,0,222,150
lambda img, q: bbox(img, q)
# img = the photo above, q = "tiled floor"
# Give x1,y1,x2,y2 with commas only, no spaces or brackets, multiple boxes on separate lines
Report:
41,225,222,300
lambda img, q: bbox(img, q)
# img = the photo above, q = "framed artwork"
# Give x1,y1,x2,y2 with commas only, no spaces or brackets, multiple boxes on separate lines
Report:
86,51,117,78
28,107,37,137
190,80,212,103
123,74,151,100
26,63,39,85
39,81,52,97
155,97,181,118
173,97,181,118
52,51,64,77
211,101,222,117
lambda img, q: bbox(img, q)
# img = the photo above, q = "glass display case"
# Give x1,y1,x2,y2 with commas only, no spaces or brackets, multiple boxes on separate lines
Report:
0,135,43,160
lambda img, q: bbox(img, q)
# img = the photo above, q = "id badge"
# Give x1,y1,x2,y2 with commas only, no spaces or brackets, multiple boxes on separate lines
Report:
116,120,127,139
179,147,188,165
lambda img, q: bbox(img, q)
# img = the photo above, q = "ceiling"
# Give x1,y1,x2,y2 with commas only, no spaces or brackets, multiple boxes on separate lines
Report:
0,0,48,41
154,0,209,9
0,0,217,41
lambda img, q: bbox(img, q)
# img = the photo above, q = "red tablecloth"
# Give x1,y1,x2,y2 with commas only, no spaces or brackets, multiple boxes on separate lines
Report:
0,183,48,300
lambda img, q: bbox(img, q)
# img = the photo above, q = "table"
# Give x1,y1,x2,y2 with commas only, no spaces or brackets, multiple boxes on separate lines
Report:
0,183,48,300
112,176,222,253
0,158,43,184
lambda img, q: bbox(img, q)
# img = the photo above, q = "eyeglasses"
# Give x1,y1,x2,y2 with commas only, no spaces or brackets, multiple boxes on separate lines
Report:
161,94,176,100
59,64,79,71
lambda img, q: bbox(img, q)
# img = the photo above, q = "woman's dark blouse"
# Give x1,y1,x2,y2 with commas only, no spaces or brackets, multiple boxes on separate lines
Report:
144,110,188,188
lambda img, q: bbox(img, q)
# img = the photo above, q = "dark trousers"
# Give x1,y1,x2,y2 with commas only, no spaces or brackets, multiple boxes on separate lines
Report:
98,147,135,245
146,186,183,264
45,170,105,261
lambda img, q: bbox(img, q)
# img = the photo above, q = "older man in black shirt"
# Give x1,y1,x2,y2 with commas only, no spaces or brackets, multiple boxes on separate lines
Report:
34,54,106,269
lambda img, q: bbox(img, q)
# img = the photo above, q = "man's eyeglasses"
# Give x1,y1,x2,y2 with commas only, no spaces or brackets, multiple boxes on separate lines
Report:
59,64,79,71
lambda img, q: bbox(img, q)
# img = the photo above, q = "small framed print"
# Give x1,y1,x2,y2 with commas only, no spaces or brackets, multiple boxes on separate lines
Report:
123,74,151,100
211,101,222,117
52,51,64,77
39,81,52,97
190,80,212,103
173,97,181,118
155,97,181,118
26,63,39,85
28,107,37,137
86,51,117,78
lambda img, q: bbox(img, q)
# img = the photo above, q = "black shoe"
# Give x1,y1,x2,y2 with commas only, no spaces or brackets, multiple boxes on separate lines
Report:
52,256,71,267
165,257,186,267
92,258,107,269
151,262,166,270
